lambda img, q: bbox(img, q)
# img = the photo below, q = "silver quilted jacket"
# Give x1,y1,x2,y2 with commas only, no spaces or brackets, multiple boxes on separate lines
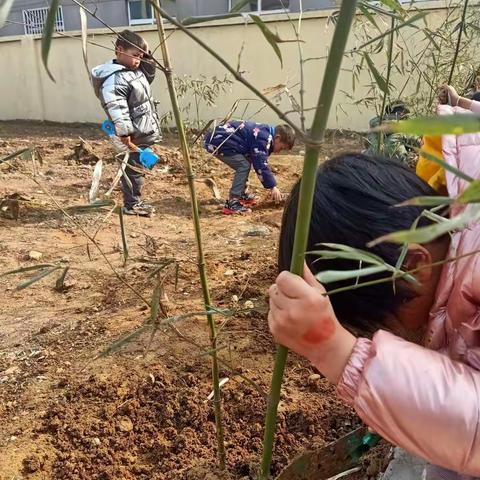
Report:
91,59,161,147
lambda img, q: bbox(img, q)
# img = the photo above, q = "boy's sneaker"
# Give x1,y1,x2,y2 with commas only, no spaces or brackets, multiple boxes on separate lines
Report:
136,200,155,213
239,192,258,206
122,203,153,217
222,199,252,215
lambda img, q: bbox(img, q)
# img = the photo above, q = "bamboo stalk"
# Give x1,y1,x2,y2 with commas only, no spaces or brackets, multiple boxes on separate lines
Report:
379,16,395,124
260,1,359,478
378,16,396,152
118,206,129,265
448,0,470,85
152,0,226,470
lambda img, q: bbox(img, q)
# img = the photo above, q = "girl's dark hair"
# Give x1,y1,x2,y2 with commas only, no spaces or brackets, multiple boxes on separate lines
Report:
279,153,440,335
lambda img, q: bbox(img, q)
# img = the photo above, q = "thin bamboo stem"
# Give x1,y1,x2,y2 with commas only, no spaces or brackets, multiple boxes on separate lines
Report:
379,17,395,124
118,207,129,265
260,1,359,478
448,0,470,84
378,16,395,151
297,1,306,131
152,1,226,470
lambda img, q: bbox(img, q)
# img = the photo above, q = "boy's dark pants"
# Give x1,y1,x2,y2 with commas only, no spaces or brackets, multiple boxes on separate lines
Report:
120,152,144,208
219,154,251,198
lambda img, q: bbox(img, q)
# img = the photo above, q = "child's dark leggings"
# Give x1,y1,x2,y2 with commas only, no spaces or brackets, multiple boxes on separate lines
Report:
218,154,251,198
120,151,144,208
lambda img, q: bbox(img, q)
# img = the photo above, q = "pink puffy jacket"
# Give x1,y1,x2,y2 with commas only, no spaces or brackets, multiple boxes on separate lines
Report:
335,103,480,477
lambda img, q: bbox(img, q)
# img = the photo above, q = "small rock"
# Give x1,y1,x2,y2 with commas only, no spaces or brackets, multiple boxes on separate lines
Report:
244,226,270,237
231,295,239,303
224,269,235,277
244,300,254,309
92,437,101,446
277,401,288,413
118,416,134,432
28,251,43,260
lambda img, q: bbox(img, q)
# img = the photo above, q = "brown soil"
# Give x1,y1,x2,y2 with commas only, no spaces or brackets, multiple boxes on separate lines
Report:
0,121,386,480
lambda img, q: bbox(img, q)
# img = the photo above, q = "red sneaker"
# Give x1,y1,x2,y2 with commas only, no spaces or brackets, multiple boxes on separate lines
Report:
222,199,252,215
239,193,258,206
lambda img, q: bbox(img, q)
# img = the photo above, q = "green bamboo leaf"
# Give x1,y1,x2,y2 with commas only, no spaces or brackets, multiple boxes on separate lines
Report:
308,249,384,266
317,265,389,284
358,1,403,19
182,13,241,25
79,7,89,78
370,206,480,245
371,221,455,244
423,29,440,51
0,0,14,28
150,282,162,324
0,148,31,165
16,266,61,291
229,0,251,13
386,114,480,137
356,11,428,51
399,196,454,206
364,53,389,94
249,15,283,67
66,199,115,212
41,0,60,82
358,3,381,32
96,323,153,358
377,0,405,14
416,150,474,183
55,266,70,291
306,249,385,265
395,243,409,271
317,243,387,265
458,180,480,203
467,22,480,34
1,264,56,277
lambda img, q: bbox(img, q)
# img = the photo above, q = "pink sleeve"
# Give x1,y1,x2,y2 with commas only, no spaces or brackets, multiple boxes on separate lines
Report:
335,331,480,476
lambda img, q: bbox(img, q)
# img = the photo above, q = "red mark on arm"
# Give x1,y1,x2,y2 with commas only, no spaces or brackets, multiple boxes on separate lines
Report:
302,319,336,344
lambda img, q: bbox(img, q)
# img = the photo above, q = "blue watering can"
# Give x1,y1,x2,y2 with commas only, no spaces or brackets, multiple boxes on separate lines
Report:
101,120,159,169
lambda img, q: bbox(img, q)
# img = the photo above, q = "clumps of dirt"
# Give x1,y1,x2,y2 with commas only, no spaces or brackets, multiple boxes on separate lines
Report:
65,139,103,165
38,363,359,480
22,454,44,474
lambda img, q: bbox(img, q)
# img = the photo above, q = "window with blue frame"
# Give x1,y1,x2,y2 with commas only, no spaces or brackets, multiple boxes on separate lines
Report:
128,0,154,25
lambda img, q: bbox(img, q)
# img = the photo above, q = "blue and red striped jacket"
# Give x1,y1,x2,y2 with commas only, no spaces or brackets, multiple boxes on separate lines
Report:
204,120,277,189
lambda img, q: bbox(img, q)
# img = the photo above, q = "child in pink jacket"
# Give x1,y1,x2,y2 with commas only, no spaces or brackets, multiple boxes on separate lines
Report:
269,93,480,479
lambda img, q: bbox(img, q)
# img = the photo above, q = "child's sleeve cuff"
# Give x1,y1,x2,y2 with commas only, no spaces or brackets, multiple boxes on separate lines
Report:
336,337,374,406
